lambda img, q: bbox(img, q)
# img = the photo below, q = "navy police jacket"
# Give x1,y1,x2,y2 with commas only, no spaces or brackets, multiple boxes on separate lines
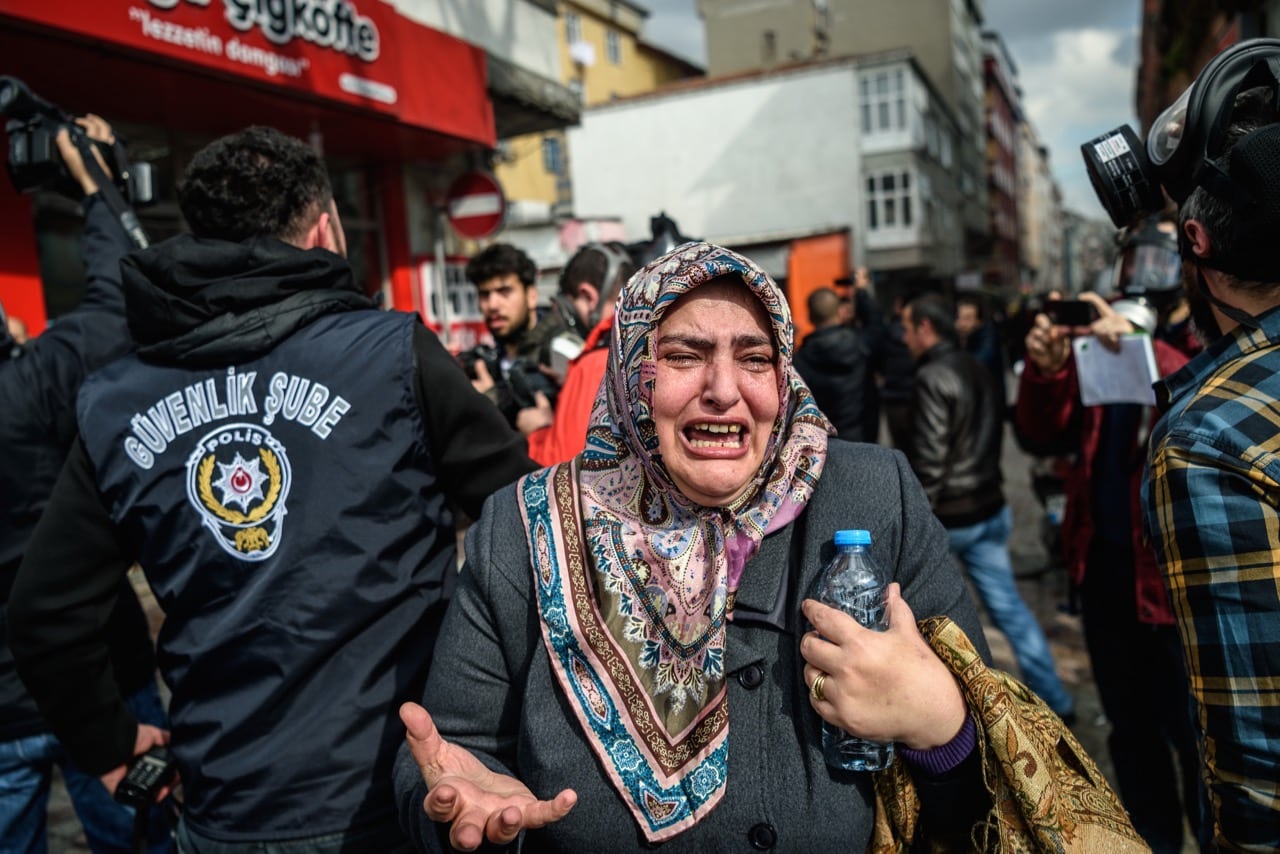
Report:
7,235,535,842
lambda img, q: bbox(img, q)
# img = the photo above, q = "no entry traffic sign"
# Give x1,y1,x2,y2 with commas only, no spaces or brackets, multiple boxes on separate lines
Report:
444,170,506,240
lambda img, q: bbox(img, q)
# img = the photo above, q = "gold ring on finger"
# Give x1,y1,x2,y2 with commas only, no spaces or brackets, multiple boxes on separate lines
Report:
810,673,827,702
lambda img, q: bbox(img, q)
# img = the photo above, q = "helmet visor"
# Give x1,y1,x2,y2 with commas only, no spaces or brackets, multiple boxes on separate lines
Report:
1147,85,1193,167
1128,242,1183,294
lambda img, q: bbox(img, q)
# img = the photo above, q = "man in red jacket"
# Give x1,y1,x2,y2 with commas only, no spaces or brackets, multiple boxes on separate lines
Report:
1014,222,1203,853
523,243,634,467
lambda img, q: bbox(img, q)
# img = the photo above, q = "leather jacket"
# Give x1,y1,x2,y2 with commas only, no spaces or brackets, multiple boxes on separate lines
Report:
907,341,1004,527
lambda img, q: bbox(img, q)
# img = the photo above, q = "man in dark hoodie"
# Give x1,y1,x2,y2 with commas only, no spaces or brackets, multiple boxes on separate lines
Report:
0,116,172,853
794,286,876,442
7,127,536,851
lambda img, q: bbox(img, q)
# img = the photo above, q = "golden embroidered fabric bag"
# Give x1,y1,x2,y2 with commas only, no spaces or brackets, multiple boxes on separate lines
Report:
870,617,1147,852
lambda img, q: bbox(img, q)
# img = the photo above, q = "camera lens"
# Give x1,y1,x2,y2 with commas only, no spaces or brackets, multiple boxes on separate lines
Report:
1081,125,1166,228
0,78,21,117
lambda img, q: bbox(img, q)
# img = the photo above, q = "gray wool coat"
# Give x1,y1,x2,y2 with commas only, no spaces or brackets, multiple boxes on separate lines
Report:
395,441,990,852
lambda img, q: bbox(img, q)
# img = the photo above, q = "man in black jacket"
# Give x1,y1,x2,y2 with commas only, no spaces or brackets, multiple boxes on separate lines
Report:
7,126,537,851
902,294,1074,721
0,116,172,852
794,287,875,442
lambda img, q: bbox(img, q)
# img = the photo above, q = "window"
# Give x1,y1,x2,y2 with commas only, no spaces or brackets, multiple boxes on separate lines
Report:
606,30,621,64
895,70,905,127
542,136,563,175
866,170,914,231
429,263,476,324
565,13,581,44
763,30,776,64
329,165,383,296
860,68,907,135
918,172,933,229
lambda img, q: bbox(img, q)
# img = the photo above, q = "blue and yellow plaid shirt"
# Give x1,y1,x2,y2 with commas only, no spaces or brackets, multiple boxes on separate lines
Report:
1144,307,1280,850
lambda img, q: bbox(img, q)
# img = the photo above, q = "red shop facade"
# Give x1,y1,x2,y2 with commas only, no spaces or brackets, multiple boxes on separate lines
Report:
0,0,497,334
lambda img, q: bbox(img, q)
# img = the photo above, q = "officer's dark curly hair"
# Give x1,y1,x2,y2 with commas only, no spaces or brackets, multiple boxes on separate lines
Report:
465,243,537,289
178,126,332,243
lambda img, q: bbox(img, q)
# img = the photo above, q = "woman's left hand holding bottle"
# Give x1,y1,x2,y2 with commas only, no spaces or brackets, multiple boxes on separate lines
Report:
800,583,967,751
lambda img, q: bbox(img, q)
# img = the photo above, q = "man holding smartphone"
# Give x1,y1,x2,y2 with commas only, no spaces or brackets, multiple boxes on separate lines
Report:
1043,298,1097,328
1015,229,1204,851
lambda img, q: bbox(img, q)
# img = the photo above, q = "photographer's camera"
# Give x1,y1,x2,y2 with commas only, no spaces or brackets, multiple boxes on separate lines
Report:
1,75,153,206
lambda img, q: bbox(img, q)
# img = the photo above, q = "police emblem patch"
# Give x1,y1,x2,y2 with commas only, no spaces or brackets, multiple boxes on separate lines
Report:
186,423,292,561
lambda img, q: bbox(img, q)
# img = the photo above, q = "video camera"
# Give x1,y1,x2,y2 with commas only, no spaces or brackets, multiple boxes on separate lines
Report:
458,344,500,386
1,76,153,205
459,344,557,423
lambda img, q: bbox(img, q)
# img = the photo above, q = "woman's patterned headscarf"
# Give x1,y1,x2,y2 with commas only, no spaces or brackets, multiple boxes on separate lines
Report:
517,242,832,841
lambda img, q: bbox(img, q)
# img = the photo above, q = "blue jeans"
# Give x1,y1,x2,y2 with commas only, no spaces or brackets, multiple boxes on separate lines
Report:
947,505,1074,716
0,681,174,854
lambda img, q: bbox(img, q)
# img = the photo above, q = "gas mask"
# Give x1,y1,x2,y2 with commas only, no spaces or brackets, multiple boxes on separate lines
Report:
557,242,631,334
1082,37,1280,232
1105,219,1183,333
546,242,632,380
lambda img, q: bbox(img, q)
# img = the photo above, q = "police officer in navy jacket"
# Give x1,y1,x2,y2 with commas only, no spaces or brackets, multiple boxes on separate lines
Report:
7,126,536,851
0,115,175,852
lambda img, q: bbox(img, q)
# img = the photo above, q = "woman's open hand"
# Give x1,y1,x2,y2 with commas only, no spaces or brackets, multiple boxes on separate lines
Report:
800,583,967,751
400,702,577,851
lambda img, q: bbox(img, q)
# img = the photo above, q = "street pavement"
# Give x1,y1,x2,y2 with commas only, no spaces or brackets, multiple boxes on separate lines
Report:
45,420,1186,851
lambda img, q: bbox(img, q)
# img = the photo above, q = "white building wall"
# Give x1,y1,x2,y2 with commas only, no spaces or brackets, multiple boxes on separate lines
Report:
568,66,864,260
392,0,561,83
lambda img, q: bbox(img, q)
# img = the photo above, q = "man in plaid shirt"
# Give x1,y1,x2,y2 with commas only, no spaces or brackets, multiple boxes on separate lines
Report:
1144,82,1280,849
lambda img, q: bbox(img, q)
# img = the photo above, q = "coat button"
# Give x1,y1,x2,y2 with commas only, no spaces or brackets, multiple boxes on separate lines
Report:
748,822,777,850
737,663,765,689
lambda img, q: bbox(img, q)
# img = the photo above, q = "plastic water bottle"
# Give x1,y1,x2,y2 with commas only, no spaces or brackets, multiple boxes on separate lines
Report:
812,528,894,771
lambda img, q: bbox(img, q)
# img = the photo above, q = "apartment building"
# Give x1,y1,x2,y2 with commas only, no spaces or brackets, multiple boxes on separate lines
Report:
981,31,1020,295
569,51,970,334
495,0,701,270
1136,1,1271,130
697,0,991,281
1016,124,1064,294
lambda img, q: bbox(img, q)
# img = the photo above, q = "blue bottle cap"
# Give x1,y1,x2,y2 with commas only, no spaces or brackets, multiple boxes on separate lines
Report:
834,529,871,546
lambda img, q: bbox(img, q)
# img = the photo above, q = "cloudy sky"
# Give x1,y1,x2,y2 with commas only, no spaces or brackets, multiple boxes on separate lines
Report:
639,0,1142,220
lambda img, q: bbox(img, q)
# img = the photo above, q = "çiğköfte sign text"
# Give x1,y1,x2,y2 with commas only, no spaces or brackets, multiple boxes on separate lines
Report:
148,0,379,62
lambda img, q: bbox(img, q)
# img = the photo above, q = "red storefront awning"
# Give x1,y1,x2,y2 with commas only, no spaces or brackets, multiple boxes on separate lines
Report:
0,0,496,158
